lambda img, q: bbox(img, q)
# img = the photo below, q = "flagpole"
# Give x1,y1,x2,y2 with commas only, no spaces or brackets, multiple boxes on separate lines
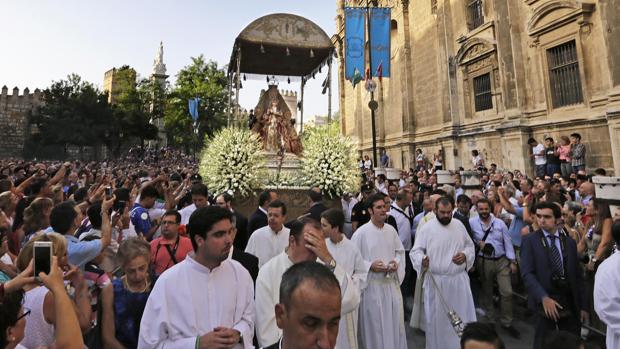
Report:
235,47,241,127
367,0,378,168
328,58,333,122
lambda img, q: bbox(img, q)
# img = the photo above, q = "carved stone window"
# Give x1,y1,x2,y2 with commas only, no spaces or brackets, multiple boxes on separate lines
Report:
473,73,493,111
456,38,498,118
467,0,484,31
547,40,583,108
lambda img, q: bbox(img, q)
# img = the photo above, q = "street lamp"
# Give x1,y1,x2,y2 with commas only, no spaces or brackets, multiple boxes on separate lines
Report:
366,0,379,167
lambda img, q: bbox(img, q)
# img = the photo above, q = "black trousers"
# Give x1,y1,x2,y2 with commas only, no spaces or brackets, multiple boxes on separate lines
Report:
401,251,416,299
533,312,580,349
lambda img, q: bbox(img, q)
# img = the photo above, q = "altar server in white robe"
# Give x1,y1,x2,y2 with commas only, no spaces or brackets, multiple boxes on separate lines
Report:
245,200,290,267
594,220,620,349
411,196,477,349
138,207,254,349
321,208,368,349
255,217,360,348
351,193,407,349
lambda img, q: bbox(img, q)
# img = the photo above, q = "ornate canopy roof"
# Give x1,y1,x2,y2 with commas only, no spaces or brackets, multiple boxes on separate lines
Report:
228,13,335,78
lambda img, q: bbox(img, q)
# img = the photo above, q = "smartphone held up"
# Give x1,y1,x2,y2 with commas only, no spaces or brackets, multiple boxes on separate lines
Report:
33,241,52,277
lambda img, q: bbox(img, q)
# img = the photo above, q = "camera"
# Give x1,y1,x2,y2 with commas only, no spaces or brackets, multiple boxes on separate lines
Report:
482,243,495,257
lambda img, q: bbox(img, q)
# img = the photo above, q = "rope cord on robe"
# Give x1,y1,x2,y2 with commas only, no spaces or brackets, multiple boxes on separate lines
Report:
425,269,466,337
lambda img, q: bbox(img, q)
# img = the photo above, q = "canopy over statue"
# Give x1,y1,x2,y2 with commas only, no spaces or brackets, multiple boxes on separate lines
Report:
228,13,335,78
252,85,303,155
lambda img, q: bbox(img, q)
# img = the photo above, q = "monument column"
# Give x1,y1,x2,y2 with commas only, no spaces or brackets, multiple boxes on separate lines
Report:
151,41,169,147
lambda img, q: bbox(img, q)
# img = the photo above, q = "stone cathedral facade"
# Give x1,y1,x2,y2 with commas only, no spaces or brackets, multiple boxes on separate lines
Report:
335,0,620,175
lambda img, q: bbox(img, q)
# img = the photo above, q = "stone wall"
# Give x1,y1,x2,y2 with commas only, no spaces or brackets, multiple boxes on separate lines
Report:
336,0,620,175
0,86,41,158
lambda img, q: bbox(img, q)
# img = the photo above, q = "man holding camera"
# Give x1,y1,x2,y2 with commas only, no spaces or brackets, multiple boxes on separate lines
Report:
470,198,520,338
521,202,587,349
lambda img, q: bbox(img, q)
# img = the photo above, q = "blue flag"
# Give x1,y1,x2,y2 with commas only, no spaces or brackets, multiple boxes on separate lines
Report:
369,7,391,78
188,97,200,121
345,7,365,81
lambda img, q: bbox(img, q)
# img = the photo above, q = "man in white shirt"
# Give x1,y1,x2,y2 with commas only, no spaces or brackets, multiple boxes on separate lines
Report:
390,190,416,316
245,200,290,268
594,220,620,349
528,138,547,179
138,206,254,349
340,193,358,239
179,183,209,225
321,208,368,349
255,217,360,347
352,194,407,349
411,196,476,349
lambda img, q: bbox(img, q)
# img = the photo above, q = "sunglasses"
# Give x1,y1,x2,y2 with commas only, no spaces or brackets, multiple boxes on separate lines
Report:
17,308,31,321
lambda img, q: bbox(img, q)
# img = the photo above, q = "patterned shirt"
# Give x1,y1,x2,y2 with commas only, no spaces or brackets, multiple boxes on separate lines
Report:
571,143,586,167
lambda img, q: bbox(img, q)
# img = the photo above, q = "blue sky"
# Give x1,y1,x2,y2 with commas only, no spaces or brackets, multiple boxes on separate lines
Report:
0,1,338,117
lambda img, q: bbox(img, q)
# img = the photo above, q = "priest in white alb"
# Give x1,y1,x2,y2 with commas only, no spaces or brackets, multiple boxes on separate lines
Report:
352,193,407,349
594,221,620,349
411,196,476,349
255,217,360,348
245,200,290,267
321,208,368,349
138,207,254,349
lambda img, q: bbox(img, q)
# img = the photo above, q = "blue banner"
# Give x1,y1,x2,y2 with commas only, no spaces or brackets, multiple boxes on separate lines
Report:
345,7,365,81
369,7,391,78
188,97,200,121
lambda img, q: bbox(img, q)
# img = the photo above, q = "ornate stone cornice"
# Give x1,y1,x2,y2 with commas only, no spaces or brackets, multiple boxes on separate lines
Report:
527,1,595,37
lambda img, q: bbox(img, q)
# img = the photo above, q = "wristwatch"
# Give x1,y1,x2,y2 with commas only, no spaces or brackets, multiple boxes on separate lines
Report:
328,258,337,272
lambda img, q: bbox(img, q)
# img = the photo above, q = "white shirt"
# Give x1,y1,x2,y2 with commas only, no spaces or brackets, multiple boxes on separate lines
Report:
255,252,360,347
390,204,413,250
179,204,197,225
326,237,368,349
351,221,407,349
245,225,290,268
533,143,547,165
341,198,358,223
594,251,620,349
138,255,255,349
1,253,13,265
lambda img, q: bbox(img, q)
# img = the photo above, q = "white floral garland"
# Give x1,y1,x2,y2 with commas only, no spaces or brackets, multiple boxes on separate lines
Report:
300,122,360,198
199,127,266,197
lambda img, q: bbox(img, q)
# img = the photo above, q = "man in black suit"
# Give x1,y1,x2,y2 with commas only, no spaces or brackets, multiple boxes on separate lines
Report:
265,261,342,349
520,201,587,349
228,214,259,285
248,190,278,237
305,187,328,222
216,192,249,251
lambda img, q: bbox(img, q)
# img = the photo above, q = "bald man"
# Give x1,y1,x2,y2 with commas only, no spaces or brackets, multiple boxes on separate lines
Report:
578,182,594,206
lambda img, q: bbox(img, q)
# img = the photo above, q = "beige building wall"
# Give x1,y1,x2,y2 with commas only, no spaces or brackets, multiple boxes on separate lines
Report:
336,0,620,175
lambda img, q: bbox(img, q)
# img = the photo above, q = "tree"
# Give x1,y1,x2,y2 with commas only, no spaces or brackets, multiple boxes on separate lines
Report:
30,74,113,158
108,66,158,154
164,55,229,152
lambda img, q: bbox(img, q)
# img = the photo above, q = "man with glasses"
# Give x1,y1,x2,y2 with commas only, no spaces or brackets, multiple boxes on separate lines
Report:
149,209,193,276
520,202,587,349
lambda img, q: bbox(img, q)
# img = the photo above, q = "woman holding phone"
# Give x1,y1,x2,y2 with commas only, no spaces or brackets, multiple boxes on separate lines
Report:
14,233,92,349
0,256,84,349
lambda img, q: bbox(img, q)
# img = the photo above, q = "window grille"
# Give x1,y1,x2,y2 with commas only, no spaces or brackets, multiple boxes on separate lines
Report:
547,40,583,108
468,0,484,30
473,73,493,111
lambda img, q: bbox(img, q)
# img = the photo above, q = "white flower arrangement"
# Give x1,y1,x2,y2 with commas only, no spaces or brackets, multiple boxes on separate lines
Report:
300,122,360,198
199,127,266,197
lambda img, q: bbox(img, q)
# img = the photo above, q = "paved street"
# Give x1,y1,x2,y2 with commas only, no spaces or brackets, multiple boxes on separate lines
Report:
404,301,607,349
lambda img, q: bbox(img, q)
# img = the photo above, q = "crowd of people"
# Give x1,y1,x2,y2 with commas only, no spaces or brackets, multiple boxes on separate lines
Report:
0,139,618,349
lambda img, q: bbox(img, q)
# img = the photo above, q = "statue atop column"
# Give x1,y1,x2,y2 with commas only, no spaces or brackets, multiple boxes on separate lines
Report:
251,85,303,155
153,41,167,76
